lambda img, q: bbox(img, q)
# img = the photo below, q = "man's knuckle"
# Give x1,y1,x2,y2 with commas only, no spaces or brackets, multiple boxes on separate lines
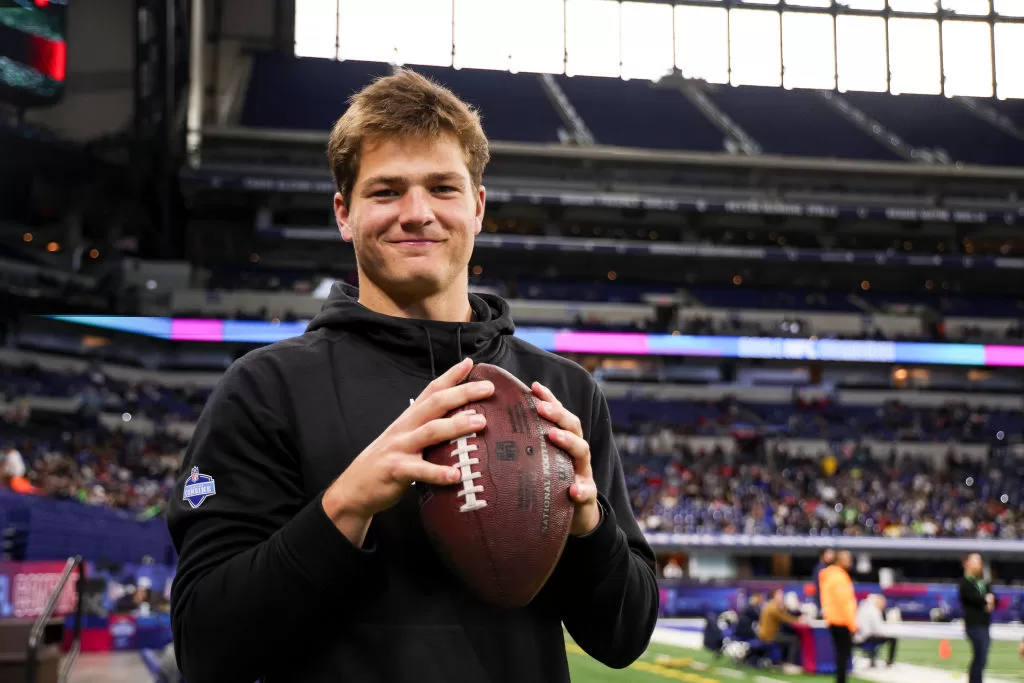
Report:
385,458,406,481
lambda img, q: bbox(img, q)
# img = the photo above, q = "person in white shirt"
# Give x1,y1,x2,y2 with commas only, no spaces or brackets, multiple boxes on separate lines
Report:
854,594,897,667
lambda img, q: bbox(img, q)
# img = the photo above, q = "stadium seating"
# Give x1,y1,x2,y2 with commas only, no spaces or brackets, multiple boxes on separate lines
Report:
700,86,902,162
240,53,393,132
242,53,566,143
688,287,861,312
238,53,1024,165
0,488,176,564
842,92,1024,167
554,75,726,152
411,65,566,143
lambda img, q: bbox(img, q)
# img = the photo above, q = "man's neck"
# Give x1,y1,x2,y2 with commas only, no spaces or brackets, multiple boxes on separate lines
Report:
357,280,473,323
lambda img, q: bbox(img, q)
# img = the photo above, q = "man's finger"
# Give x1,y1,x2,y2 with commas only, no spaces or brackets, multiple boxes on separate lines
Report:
537,400,583,438
403,410,487,452
415,358,474,401
531,381,563,408
570,479,598,504
406,379,494,426
391,458,462,487
548,428,593,477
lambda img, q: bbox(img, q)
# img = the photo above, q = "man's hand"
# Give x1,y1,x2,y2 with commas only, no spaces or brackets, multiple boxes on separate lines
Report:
986,594,995,612
531,382,601,536
322,358,494,546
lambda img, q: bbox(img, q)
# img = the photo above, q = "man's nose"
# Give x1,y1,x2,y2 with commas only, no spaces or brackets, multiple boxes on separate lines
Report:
398,187,435,227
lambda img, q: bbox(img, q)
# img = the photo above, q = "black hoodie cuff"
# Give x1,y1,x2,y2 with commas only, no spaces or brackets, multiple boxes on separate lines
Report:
559,493,625,588
277,491,377,590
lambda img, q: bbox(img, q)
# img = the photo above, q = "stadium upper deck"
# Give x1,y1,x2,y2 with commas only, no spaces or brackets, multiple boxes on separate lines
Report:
238,52,1024,167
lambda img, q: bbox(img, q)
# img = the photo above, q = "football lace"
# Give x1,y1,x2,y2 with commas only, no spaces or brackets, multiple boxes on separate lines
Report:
449,409,487,513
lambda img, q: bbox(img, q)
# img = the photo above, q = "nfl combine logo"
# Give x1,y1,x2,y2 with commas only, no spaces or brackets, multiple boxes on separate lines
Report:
183,466,217,509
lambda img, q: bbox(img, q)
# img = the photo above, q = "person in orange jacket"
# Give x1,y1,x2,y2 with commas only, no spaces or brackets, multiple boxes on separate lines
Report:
820,550,858,683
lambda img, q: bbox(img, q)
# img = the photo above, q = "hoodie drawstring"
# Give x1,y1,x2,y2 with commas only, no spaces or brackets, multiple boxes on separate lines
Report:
424,326,437,379
422,325,465,379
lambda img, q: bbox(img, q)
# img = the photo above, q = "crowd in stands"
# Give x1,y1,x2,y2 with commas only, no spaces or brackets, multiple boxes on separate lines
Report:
0,360,210,424
2,425,182,518
613,395,1021,445
2,356,1022,540
621,428,1023,539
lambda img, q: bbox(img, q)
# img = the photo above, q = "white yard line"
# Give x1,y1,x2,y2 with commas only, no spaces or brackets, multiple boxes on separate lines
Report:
853,662,1019,683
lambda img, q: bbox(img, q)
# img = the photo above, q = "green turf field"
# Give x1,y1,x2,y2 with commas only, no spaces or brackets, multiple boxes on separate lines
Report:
893,638,1024,682
565,632,1024,683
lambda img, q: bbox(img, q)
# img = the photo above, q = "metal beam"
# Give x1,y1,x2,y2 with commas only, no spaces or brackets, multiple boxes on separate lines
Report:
612,0,1024,24
201,124,1024,181
187,0,204,168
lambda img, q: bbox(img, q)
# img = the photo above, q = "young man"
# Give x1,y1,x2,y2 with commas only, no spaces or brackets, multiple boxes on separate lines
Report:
820,550,858,683
959,553,994,683
757,588,804,674
167,69,659,683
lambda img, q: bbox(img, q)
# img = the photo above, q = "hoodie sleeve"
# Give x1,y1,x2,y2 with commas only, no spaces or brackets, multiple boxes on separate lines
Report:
549,382,659,669
167,354,378,683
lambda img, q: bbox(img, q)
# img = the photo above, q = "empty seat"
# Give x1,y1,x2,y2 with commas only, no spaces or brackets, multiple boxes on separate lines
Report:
704,86,901,161
557,75,726,152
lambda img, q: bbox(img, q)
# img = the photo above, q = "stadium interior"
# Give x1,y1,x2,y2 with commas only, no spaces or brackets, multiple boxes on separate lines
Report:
2,0,1024,681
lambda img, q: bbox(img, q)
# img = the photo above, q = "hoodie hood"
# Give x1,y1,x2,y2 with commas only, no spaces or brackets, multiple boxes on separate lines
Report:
306,282,515,378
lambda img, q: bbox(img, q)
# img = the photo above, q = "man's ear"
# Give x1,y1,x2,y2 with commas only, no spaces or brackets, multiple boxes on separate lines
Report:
335,192,353,242
473,185,486,236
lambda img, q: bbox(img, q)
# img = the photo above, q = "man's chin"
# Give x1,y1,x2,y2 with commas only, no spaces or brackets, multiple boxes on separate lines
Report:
375,272,445,298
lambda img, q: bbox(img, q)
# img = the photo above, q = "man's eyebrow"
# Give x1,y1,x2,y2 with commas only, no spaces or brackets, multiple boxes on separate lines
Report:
360,172,466,188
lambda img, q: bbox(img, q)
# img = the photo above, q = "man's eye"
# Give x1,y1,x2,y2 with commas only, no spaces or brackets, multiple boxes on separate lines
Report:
434,186,458,194
372,189,398,197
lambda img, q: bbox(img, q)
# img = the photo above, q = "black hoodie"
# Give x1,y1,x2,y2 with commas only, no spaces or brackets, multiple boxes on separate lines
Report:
167,283,659,683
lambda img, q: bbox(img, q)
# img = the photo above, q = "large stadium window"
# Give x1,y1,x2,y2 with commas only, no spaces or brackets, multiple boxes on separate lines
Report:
395,0,454,67
941,0,991,15
509,0,564,74
994,23,1024,98
888,18,941,95
994,0,1024,16
782,12,836,89
337,0,453,66
566,0,621,77
836,15,887,92
621,1,674,81
674,6,729,84
338,0,396,62
729,9,782,87
294,0,338,59
942,20,993,97
294,0,1021,100
454,0,510,71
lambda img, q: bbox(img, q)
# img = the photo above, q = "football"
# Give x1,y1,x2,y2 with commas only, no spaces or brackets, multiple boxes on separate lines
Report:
419,363,576,608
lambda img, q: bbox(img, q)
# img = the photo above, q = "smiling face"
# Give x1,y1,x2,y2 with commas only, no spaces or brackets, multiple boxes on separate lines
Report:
334,133,485,316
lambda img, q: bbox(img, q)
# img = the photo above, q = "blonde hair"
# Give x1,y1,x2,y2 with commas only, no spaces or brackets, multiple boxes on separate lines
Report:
327,68,490,206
